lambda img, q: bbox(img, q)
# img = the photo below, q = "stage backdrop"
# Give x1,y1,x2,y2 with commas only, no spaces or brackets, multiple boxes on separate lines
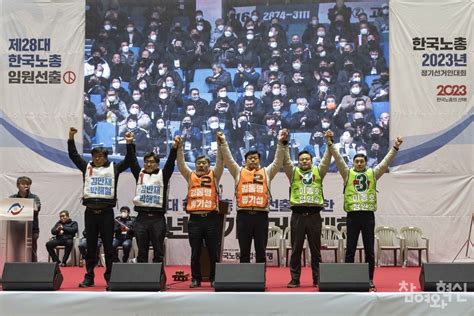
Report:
1,0,472,267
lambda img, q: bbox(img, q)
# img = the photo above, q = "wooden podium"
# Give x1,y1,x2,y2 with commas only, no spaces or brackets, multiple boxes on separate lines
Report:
200,200,230,281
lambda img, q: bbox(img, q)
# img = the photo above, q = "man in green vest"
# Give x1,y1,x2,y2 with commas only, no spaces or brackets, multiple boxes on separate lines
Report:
283,137,332,288
325,130,403,290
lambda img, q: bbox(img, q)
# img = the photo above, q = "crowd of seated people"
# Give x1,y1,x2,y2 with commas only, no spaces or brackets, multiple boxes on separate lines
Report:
83,0,390,167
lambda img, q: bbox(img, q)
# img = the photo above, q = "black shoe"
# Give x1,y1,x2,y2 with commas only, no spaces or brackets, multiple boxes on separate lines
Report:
287,280,300,288
79,279,94,288
189,280,201,288
313,281,319,288
369,280,377,291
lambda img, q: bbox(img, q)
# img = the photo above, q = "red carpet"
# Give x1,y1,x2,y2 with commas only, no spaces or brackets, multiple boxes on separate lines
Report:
57,265,422,292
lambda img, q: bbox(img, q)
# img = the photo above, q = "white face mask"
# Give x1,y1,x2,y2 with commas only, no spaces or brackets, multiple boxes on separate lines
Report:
224,31,232,37
322,122,330,129
238,48,245,54
352,77,361,82
269,66,278,72
319,51,326,57
244,90,253,97
165,81,174,88
104,24,111,31
132,94,141,101
209,122,219,129
317,31,325,37
139,83,147,90
351,87,361,95
122,46,129,53
246,34,254,40
158,69,166,76
292,63,301,70
129,108,139,115
191,95,199,101
150,34,157,41
112,82,121,89
339,41,347,48
187,109,196,116
127,27,134,33
156,122,165,129
297,105,306,112
218,91,227,98
273,105,281,111
268,31,275,37
217,25,225,31
196,15,203,20
269,42,277,48
356,105,365,112
251,15,258,22
107,96,116,102
319,85,328,93
127,122,137,129
382,8,389,15
95,71,103,77
159,93,168,100
360,28,368,35
272,88,280,95
357,150,367,156
147,48,155,53
197,25,204,31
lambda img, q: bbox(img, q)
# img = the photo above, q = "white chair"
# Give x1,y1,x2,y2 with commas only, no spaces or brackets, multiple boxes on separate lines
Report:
266,226,283,266
399,226,429,266
283,226,307,267
375,226,404,266
340,226,364,262
320,225,344,263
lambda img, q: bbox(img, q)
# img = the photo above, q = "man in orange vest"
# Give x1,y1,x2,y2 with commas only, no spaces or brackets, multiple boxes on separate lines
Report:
176,136,224,288
217,130,289,263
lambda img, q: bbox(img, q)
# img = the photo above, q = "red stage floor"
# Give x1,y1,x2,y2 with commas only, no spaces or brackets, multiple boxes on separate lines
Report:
57,265,422,292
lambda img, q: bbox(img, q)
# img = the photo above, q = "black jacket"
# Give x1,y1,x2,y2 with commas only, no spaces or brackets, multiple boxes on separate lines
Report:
51,219,78,241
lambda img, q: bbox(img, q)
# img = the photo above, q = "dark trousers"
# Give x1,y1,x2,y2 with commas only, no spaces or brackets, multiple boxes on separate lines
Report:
32,232,39,262
236,211,269,263
345,211,375,280
135,212,167,263
79,238,101,264
46,238,73,264
113,237,132,262
290,211,322,282
188,212,219,282
84,208,114,282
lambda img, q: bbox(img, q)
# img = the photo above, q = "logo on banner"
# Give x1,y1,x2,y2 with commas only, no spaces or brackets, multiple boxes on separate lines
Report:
7,203,24,215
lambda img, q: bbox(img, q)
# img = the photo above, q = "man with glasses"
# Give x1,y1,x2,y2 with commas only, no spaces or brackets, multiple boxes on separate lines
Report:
129,133,179,266
217,129,288,263
176,135,224,288
68,128,134,288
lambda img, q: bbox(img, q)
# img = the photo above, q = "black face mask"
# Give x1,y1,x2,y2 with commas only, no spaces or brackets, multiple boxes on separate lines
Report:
355,118,365,126
344,64,354,71
371,133,381,140
240,121,248,129
183,122,191,128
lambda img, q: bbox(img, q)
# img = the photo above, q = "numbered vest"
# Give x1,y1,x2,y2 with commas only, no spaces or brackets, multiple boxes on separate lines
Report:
343,168,377,212
133,169,164,208
186,171,218,212
236,168,269,209
290,166,324,206
83,162,115,200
